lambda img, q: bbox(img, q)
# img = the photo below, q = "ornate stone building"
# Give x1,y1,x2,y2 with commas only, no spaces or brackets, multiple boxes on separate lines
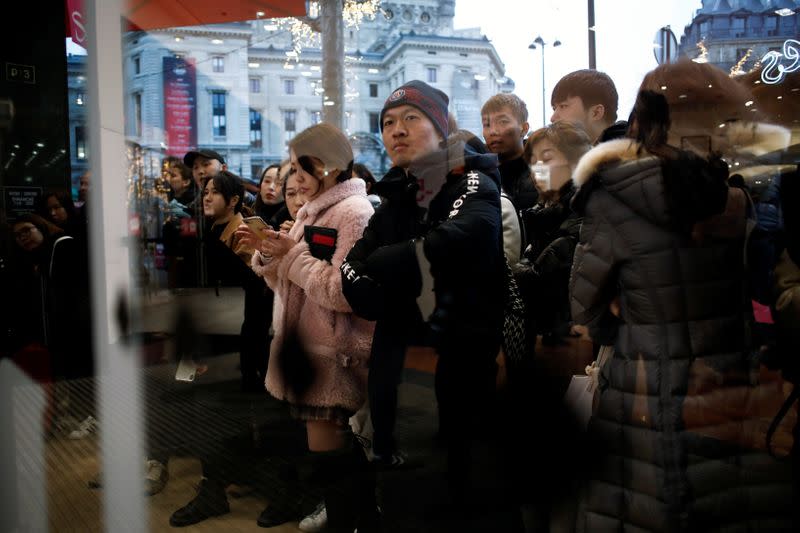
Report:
678,0,799,72
68,1,510,182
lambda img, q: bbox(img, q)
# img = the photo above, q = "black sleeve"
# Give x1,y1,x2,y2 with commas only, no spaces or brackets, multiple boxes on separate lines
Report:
340,207,389,320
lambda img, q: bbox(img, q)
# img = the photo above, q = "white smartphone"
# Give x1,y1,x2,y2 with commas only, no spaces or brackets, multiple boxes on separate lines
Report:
175,355,197,382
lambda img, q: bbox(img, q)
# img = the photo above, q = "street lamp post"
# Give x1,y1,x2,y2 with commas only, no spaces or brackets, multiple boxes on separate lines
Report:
529,36,561,127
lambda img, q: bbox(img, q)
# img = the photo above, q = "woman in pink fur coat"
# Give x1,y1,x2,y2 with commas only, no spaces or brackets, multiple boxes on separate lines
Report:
237,122,378,530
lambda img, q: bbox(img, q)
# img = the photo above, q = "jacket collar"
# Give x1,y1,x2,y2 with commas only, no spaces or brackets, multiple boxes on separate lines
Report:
298,178,366,220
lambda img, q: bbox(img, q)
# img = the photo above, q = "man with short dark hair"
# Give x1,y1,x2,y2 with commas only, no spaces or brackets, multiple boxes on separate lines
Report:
481,93,538,210
341,80,504,498
550,69,627,143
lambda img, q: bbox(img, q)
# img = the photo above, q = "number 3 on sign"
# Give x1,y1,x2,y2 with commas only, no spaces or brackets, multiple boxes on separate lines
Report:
761,39,800,85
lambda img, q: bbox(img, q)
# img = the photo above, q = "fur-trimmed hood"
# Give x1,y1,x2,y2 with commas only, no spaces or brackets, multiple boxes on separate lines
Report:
573,121,792,189
571,138,730,231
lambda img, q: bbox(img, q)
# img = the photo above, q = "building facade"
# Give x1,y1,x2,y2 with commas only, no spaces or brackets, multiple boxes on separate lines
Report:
678,0,799,72
67,0,511,183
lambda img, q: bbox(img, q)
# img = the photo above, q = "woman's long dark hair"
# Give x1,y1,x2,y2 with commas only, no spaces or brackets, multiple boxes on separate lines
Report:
629,90,728,233
12,213,63,265
253,164,283,218
208,171,245,214
628,90,677,160
40,191,78,227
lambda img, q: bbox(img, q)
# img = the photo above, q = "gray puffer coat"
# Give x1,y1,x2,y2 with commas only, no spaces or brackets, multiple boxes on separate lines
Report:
569,139,792,532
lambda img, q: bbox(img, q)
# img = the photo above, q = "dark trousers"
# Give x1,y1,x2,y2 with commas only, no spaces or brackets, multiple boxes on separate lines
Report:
239,287,272,385
367,320,411,458
434,339,498,491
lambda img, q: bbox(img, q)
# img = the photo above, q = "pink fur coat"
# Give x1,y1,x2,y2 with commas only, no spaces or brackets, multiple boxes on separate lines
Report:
252,178,375,414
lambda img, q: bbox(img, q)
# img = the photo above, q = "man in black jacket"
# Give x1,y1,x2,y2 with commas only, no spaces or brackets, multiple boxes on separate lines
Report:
341,80,504,495
481,93,538,211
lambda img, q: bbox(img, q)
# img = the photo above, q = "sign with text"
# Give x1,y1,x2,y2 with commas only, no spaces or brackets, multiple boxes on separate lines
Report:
163,56,198,156
3,186,42,221
66,0,86,45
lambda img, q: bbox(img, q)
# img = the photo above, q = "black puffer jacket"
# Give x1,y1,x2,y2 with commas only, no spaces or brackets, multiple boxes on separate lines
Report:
342,141,504,354
515,181,581,338
569,139,791,531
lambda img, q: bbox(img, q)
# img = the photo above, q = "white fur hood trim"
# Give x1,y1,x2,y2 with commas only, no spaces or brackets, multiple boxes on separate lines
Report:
572,138,642,188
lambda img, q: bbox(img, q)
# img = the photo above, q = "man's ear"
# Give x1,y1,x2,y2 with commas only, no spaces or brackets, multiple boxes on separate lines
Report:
521,121,530,139
228,195,240,209
589,104,606,123
222,163,228,171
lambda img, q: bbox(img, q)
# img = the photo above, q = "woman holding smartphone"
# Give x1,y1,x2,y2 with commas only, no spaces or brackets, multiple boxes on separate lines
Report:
237,122,377,531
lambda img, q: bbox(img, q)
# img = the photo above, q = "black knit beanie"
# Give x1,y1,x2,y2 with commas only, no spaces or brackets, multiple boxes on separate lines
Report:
380,80,449,139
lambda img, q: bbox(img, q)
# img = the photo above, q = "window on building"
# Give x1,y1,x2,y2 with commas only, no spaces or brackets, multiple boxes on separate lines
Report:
249,77,261,93
284,109,297,139
284,79,296,95
249,109,262,148
212,91,226,137
732,17,746,36
133,93,142,137
251,165,262,181
369,112,380,134
400,69,405,84
369,83,378,98
133,55,140,75
310,110,322,125
212,56,224,73
699,20,709,36
765,16,778,34
75,126,87,159
427,67,437,83
76,92,84,106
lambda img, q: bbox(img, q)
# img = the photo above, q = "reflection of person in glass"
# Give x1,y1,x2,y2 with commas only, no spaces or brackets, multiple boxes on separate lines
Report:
8,214,93,422
569,80,791,529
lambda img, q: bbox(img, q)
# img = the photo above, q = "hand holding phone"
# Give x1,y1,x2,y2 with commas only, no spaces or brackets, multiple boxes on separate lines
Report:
242,216,272,240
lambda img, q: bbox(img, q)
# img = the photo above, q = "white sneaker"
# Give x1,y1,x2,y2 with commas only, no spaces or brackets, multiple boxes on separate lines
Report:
68,415,98,439
298,501,327,532
144,459,169,495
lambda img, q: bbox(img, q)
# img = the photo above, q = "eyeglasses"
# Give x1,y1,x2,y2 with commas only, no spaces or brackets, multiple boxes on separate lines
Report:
13,226,37,239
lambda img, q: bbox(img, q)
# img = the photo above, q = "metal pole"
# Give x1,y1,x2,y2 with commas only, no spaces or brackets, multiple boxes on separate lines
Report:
588,0,596,69
541,44,546,127
321,0,344,129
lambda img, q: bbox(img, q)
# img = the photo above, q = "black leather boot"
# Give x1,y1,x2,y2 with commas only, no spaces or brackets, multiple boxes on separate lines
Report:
169,478,230,527
316,435,381,533
256,462,319,528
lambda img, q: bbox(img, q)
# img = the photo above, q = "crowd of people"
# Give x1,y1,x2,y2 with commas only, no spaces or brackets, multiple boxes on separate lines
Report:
1,57,798,532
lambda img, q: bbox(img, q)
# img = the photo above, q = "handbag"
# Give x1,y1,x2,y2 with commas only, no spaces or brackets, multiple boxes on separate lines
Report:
501,258,529,364
564,345,614,430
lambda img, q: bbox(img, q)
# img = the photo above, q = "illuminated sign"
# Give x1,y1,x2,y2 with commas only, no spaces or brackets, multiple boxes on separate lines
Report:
760,39,800,85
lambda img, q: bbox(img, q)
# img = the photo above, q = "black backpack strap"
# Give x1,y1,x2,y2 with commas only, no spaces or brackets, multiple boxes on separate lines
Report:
766,384,799,459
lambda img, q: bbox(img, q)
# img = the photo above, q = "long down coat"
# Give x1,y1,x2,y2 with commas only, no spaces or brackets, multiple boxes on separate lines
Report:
569,138,792,532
